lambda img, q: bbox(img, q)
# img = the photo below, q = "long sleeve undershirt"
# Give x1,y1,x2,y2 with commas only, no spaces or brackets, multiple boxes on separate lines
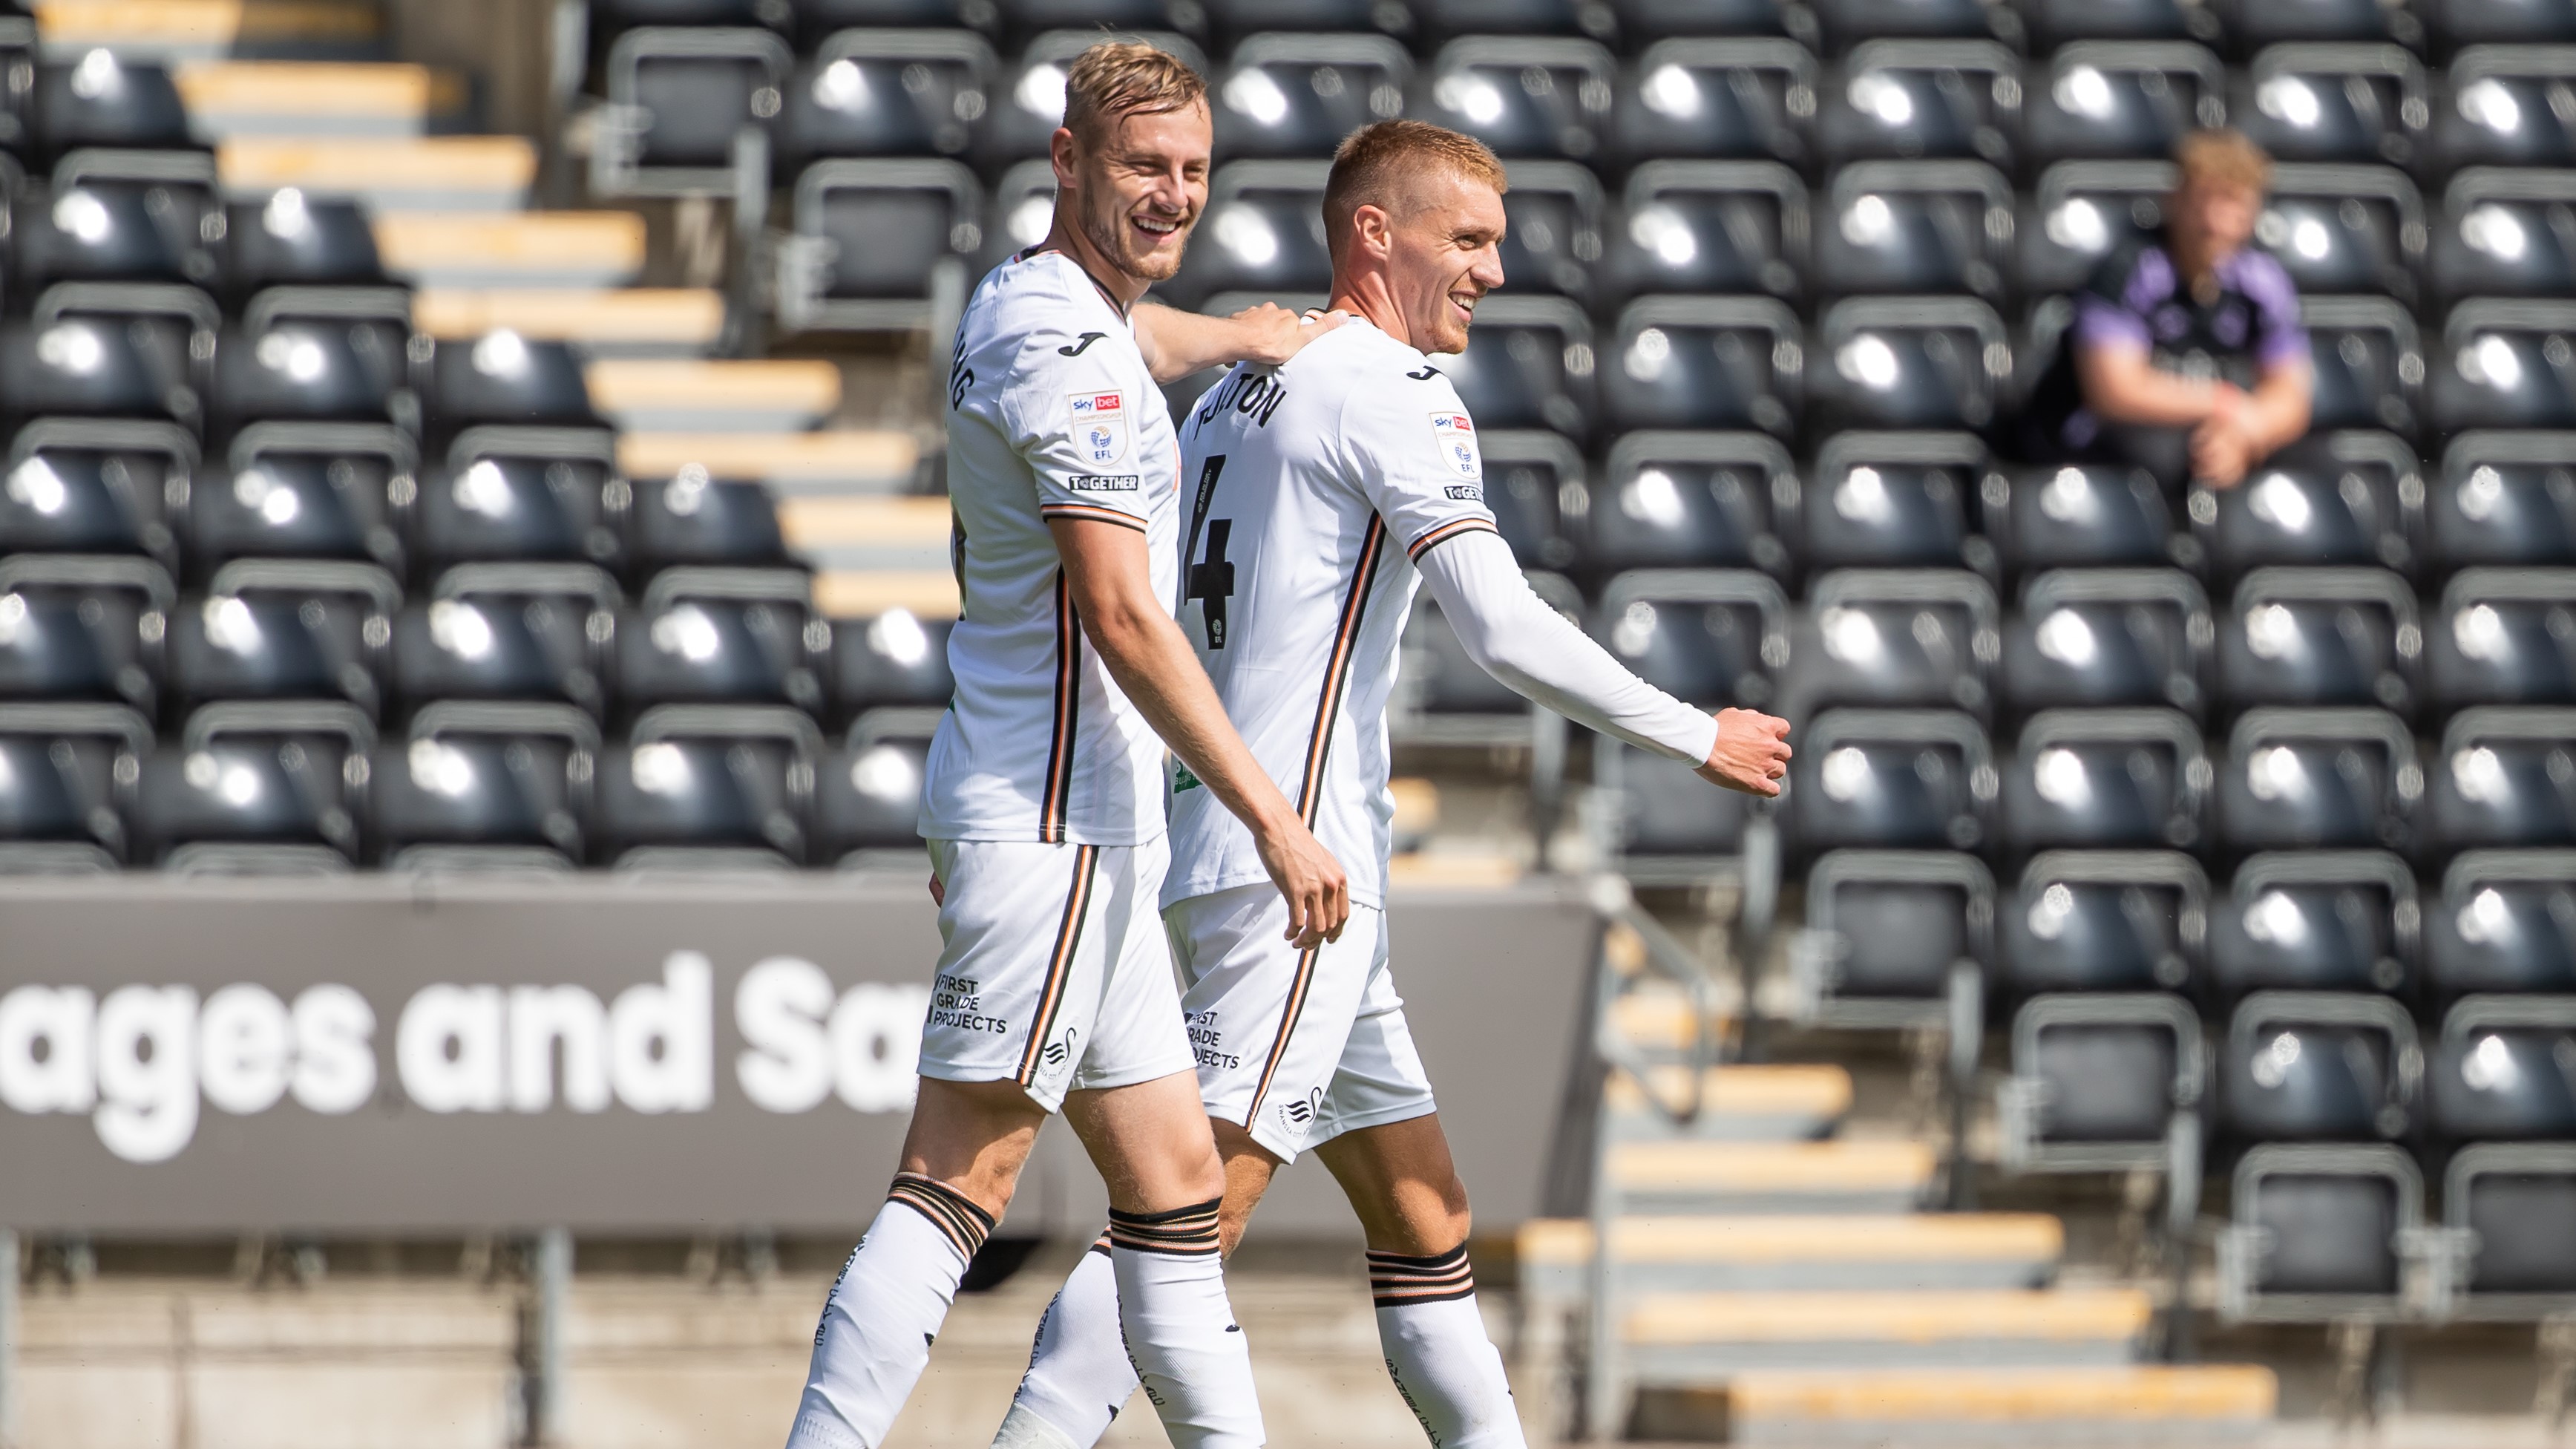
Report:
1413,528,1720,767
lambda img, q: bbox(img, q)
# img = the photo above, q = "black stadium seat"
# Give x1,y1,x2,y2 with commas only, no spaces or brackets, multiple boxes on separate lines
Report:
1813,161,2013,301
595,704,819,869
2301,296,2420,436
2002,568,2212,719
0,554,169,716
2434,301,2576,434
2428,998,2576,1142
30,50,192,163
187,426,408,577
598,27,793,196
0,419,189,569
2421,707,2576,854
2212,0,2420,50
1439,296,1596,439
1992,464,2180,575
391,563,620,721
814,707,939,864
0,314,195,433
1611,40,1817,169
1812,0,2016,51
1481,431,1584,575
372,702,596,871
1413,38,1617,162
1495,161,1605,303
1584,432,1795,582
2217,707,2419,857
1814,297,2010,434
0,702,151,872
2022,45,2226,170
827,608,954,725
2443,1145,2576,1319
1604,160,1808,306
1164,162,1331,310
2194,433,2420,583
2434,49,2576,171
977,33,1207,170
2213,567,2420,716
2258,166,2422,304
2428,850,2576,999
2423,0,2576,52
2428,433,2576,572
778,29,992,164
215,290,413,435
137,701,372,871
1787,567,2000,717
165,560,399,719
1802,431,1993,571
2026,0,2216,48
2223,991,2422,1143
1790,707,1995,854
780,159,982,331
617,568,825,718
1796,850,1994,1024
2021,162,2174,300
2001,850,2208,994
2209,849,2418,997
1600,296,1800,439
2220,1144,2424,1322
2236,45,2428,168
1612,0,1817,43
2000,707,2209,856
223,189,385,300
2001,995,2206,1179
1593,568,1792,712
628,465,789,575
2426,569,2576,708
1819,40,2019,167
10,154,221,291
432,331,600,437
413,428,623,575
2432,170,2576,308
1212,33,1409,161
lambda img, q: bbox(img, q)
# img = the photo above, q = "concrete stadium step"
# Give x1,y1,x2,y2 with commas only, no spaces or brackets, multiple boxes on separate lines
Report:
376,213,647,290
1607,981,1731,1053
1608,1139,1932,1214
175,59,436,138
414,288,724,357
1651,1364,2279,1446
217,136,535,210
586,360,840,434
1620,1289,2151,1380
35,0,382,62
813,569,959,621
1604,1064,1850,1141
1519,1214,2062,1297
779,496,951,575
618,432,918,497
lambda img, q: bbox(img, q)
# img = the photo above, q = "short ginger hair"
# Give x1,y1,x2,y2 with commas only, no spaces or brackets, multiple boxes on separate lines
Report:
1323,120,1509,256
2175,128,2272,195
1063,41,1207,145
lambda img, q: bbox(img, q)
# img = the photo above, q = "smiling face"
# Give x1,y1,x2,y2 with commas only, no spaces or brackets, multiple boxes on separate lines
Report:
1052,101,1211,288
1376,168,1509,356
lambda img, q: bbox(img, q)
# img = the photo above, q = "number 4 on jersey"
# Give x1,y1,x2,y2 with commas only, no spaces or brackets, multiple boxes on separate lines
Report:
1187,519,1236,649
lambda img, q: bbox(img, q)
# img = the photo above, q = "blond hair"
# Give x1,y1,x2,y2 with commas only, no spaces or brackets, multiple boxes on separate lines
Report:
2176,128,2271,194
1063,41,1207,144
1323,120,1509,253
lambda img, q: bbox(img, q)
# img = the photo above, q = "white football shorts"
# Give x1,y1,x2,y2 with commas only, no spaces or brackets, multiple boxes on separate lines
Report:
1166,883,1438,1162
917,836,1195,1113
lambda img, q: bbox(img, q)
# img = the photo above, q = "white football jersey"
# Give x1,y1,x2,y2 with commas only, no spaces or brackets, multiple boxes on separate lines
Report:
1164,318,1500,909
920,249,1180,846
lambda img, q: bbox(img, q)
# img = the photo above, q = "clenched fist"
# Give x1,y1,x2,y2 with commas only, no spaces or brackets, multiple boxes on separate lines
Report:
1697,708,1793,797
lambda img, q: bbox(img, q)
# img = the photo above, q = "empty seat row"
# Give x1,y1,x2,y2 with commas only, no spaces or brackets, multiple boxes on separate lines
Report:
0,698,940,873
0,556,954,725
1,429,793,586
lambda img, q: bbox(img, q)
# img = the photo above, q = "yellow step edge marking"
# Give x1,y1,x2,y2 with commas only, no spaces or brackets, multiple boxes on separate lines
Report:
1609,1139,1934,1191
1625,1289,2151,1344
777,496,952,549
374,213,648,274
1602,1064,1852,1118
1518,1214,2064,1265
1726,1365,2279,1421
814,570,960,621
617,431,916,482
174,61,429,116
217,136,537,192
586,360,841,413
37,1,380,46
412,290,723,345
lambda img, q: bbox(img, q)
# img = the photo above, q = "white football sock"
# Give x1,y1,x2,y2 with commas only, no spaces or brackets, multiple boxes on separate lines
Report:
1368,1246,1527,1449
787,1173,995,1449
1109,1199,1266,1448
994,1232,1140,1448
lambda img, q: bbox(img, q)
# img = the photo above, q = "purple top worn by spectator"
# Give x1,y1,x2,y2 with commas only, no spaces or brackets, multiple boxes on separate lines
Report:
2049,238,2307,450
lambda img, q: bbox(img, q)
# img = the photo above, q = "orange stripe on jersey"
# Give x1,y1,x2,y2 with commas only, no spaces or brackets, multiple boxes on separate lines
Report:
1039,570,1081,843
1245,941,1321,1132
1040,503,1149,533
1015,843,1098,1086
1406,517,1498,563
1294,514,1388,825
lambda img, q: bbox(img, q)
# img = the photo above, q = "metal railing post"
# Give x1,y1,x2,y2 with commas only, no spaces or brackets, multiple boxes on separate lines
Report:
0,1228,17,1449
522,1227,571,1446
1583,1093,1623,1442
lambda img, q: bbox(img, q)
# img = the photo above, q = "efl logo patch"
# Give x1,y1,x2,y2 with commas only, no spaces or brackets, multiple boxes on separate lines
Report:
1429,411,1481,480
1070,390,1130,466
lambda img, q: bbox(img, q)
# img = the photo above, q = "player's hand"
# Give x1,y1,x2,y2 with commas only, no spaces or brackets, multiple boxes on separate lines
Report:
1697,708,1792,797
1229,302,1347,367
1254,814,1350,950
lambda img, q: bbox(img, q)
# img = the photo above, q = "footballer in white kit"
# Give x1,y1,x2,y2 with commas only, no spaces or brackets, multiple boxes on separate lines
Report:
917,243,1194,1111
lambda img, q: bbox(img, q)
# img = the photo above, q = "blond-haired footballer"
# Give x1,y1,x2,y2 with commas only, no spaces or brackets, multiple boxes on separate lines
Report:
787,43,1360,1449
988,120,1794,1449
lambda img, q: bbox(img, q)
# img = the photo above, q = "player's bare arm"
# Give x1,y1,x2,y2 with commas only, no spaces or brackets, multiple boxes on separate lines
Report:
1049,515,1351,949
1133,301,1349,383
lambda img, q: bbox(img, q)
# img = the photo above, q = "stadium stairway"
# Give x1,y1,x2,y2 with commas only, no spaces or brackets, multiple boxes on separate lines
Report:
1519,1010,2281,1445
36,0,933,615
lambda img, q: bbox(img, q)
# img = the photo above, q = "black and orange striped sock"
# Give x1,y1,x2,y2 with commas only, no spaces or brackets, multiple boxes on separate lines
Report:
1366,1243,1477,1309
1106,1197,1223,1256
884,1171,997,1263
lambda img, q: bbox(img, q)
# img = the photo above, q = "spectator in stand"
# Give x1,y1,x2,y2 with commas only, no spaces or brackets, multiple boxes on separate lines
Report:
2021,130,2313,488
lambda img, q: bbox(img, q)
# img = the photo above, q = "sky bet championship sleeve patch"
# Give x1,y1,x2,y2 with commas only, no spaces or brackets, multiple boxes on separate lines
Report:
1069,390,1130,467
1429,411,1481,480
